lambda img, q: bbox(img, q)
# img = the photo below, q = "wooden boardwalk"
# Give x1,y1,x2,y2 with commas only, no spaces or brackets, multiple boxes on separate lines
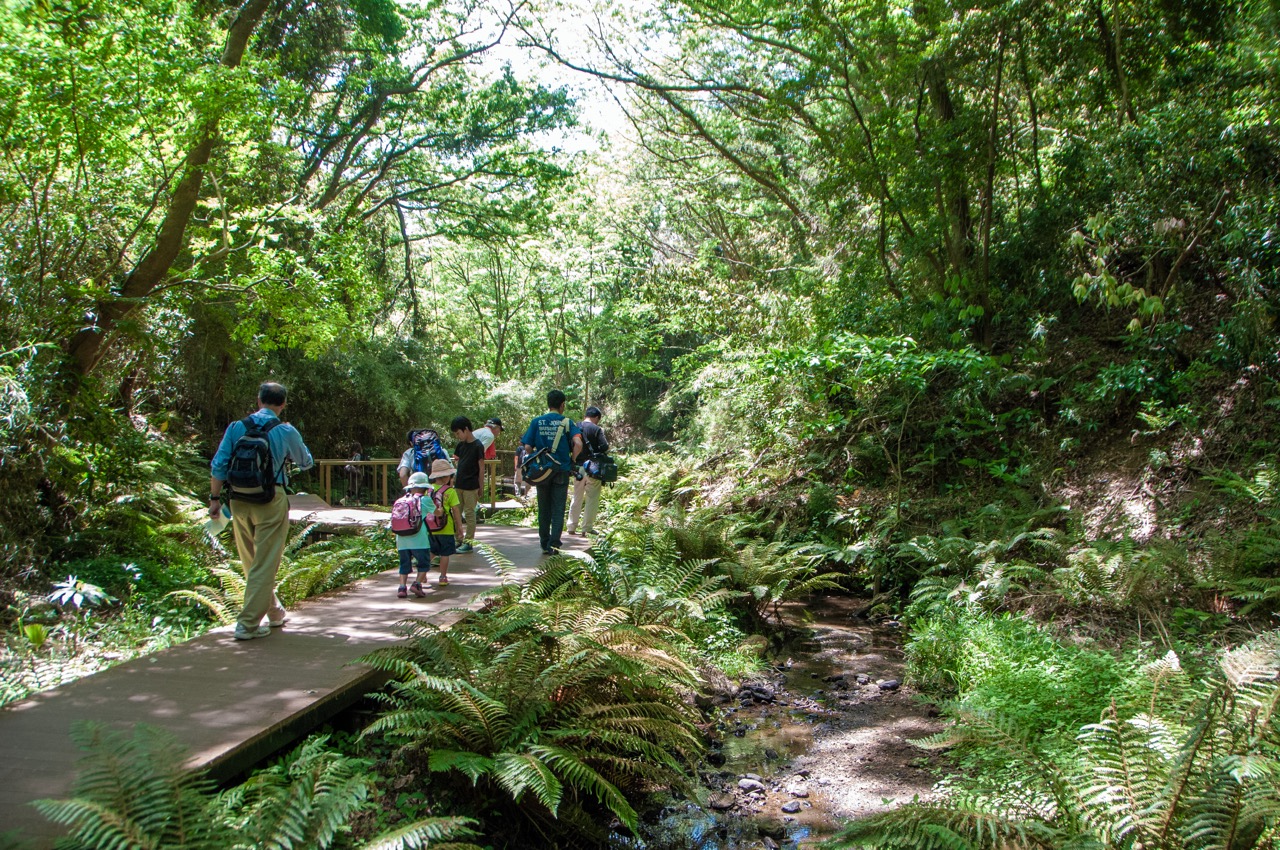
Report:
0,516,575,848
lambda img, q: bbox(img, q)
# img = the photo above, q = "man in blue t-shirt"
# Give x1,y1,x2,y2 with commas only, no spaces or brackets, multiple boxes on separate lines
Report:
520,389,583,555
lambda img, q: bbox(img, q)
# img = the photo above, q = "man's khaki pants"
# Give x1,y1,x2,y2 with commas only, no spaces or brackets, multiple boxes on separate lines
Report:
230,490,290,631
568,475,602,535
458,488,481,540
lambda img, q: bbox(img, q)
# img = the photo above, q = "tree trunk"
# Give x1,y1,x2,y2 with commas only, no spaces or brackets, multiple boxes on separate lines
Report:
923,59,974,278
1094,0,1137,123
63,0,273,380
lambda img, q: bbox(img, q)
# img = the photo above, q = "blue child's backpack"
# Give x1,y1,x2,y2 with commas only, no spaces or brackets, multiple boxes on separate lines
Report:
407,429,448,473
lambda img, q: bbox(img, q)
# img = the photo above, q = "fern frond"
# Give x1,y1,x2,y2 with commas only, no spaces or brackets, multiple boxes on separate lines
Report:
916,704,1081,817
829,793,1061,849
494,751,564,814
1077,712,1183,845
476,541,515,579
529,744,638,831
1220,632,1280,690
34,722,224,850
426,749,495,783
359,816,481,850
32,798,163,850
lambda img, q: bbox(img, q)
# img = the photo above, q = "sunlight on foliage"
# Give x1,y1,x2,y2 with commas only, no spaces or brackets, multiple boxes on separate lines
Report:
30,722,481,850
837,632,1280,850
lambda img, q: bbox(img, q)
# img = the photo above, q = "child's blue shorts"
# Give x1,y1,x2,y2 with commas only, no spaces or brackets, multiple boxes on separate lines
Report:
398,549,431,574
429,535,458,557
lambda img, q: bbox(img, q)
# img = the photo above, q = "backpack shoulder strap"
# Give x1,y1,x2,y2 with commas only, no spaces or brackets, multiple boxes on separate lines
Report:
550,416,570,452
241,416,281,436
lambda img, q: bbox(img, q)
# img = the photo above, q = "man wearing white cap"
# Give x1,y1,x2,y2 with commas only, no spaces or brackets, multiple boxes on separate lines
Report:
474,417,503,459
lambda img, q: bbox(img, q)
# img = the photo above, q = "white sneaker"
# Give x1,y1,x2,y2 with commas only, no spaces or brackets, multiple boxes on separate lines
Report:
234,624,271,640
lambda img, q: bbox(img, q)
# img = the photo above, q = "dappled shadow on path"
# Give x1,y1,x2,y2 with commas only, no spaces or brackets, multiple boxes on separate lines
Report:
0,523,580,848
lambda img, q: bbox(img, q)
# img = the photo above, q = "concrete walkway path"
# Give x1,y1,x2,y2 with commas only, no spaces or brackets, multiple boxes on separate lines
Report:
0,522,579,848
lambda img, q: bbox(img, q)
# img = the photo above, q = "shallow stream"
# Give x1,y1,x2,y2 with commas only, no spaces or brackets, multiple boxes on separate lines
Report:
623,596,938,850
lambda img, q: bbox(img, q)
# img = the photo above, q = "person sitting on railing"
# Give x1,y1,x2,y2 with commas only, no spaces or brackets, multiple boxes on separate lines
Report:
342,442,365,505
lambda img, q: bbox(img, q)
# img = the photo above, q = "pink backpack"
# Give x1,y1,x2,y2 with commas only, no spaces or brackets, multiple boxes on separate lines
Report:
390,493,423,535
424,486,451,532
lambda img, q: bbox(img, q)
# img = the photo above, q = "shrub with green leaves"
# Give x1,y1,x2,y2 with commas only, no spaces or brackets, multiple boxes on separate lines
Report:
905,610,1125,737
168,526,395,624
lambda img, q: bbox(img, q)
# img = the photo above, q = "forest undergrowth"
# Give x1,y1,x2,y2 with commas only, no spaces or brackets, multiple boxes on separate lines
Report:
10,411,1280,850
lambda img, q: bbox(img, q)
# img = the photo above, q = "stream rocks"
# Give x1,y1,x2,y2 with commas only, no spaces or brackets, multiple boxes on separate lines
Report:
708,793,736,811
738,682,777,703
644,598,945,848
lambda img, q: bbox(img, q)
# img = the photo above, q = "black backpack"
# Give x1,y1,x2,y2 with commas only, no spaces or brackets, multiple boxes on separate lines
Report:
576,422,605,464
226,417,280,503
586,454,619,483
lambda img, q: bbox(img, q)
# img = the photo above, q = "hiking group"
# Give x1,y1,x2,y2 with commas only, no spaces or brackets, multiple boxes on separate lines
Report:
210,382,614,635
387,415,501,597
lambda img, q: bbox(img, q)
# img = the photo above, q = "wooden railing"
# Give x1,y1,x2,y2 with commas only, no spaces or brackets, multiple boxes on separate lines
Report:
309,451,519,507
312,459,398,507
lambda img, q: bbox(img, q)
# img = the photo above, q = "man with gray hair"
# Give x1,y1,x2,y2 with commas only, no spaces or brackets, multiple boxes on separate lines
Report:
209,382,314,640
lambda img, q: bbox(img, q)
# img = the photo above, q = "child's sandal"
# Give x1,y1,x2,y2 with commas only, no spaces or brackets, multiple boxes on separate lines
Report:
397,586,408,598
410,582,426,598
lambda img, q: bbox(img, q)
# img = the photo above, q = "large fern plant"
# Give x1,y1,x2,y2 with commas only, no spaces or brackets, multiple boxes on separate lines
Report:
720,538,844,624
360,596,704,843
830,631,1280,849
27,722,482,850
602,507,841,626
523,534,737,633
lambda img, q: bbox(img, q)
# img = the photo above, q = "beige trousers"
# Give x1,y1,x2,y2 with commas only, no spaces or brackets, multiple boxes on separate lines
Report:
230,490,290,631
457,488,481,540
568,475,602,534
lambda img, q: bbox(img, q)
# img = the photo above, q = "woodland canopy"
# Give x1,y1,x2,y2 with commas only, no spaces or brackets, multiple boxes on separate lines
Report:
1,0,1277,605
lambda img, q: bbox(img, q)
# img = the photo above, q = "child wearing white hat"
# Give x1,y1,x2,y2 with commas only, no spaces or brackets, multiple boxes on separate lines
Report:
426,459,464,586
393,471,435,598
